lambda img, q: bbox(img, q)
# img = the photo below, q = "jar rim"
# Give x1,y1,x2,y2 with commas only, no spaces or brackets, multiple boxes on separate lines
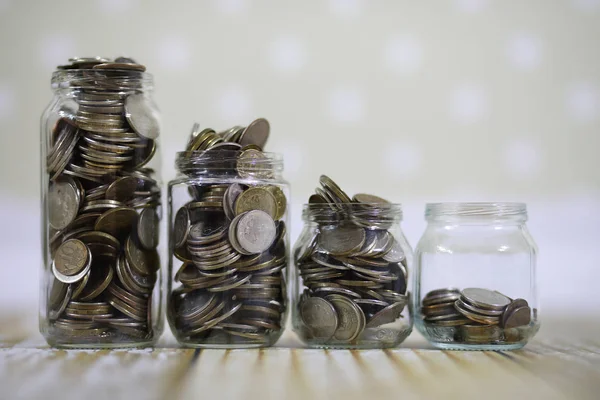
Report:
51,69,154,91
425,202,527,220
175,150,284,175
302,203,403,224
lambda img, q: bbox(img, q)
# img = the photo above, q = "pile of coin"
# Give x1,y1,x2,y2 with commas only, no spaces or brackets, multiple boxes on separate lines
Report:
421,287,533,344
169,119,288,345
45,57,160,344
296,175,409,345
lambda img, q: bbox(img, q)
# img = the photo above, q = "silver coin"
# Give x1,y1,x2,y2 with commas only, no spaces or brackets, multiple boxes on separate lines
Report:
300,297,338,340
382,237,405,263
235,210,276,254
48,177,81,230
326,294,365,342
461,288,511,310
223,183,245,220
125,93,160,139
318,225,366,256
503,305,531,328
366,301,404,328
137,208,159,250
173,207,190,249
239,118,270,148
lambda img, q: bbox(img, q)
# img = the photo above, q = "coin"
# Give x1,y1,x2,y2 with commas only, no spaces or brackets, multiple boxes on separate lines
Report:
235,210,277,254
137,208,159,250
352,194,390,204
503,305,531,328
125,235,159,276
300,297,338,340
234,187,278,219
173,207,191,249
53,239,91,277
318,225,365,256
239,118,270,148
48,177,81,230
365,302,404,328
125,93,159,140
327,294,365,342
94,207,138,238
461,288,511,310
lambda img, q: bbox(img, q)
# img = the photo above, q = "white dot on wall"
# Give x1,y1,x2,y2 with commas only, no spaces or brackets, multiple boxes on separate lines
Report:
328,0,365,18
503,139,543,180
0,84,15,120
572,0,600,11
507,34,542,71
449,84,489,124
455,0,489,13
382,141,422,180
96,0,138,13
213,0,249,14
325,86,366,124
268,36,307,74
566,82,600,123
156,36,191,71
214,85,252,122
384,35,423,75
40,34,76,69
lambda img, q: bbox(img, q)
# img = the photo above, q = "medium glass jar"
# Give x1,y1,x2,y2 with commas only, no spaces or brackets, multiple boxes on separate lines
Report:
39,57,163,348
413,203,540,350
167,150,289,348
292,200,413,349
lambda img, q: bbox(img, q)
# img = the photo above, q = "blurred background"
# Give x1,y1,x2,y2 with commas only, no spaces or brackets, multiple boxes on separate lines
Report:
0,0,598,332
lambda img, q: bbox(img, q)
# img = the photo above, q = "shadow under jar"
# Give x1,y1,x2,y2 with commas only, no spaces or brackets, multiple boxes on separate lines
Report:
167,151,289,348
413,203,540,351
40,57,163,348
292,203,413,349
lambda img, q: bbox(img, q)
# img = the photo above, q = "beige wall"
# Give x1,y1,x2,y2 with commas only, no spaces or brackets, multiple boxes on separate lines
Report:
0,0,598,312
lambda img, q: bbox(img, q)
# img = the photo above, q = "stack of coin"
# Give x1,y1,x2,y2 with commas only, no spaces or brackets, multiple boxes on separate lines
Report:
45,57,160,344
296,175,409,345
169,119,288,345
420,287,533,344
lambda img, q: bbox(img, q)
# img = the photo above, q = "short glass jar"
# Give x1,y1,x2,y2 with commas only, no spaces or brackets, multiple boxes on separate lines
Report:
40,57,163,348
292,203,413,349
167,151,289,348
413,203,540,350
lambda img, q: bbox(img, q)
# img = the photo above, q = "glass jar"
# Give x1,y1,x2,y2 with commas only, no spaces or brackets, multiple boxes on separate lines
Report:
292,202,413,349
413,203,540,350
167,150,289,348
39,57,163,348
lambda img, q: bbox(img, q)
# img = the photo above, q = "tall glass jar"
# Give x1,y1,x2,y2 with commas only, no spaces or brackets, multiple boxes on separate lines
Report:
40,57,163,348
167,150,289,348
292,202,413,349
413,203,540,350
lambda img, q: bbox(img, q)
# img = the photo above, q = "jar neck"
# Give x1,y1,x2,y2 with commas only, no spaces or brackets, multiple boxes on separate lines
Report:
175,151,284,179
51,70,154,95
302,203,403,227
425,202,527,224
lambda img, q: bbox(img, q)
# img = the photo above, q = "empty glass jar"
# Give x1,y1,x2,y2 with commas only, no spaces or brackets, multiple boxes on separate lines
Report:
40,57,163,348
167,148,289,348
292,177,413,349
413,203,540,350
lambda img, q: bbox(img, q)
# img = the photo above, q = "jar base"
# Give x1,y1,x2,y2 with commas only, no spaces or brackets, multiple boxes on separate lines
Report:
295,327,413,349
429,341,527,351
46,340,157,349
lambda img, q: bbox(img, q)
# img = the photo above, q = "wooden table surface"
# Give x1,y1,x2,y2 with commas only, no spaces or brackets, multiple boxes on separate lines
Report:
1,312,599,400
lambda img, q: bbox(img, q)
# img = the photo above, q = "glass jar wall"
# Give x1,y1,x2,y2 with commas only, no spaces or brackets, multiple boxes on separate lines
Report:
167,148,289,348
292,176,413,349
40,57,163,348
413,203,540,351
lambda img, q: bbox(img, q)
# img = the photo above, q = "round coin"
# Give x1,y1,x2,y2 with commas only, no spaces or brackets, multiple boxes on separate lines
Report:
318,225,366,256
235,210,277,254
173,207,191,249
54,239,90,277
125,93,160,139
503,305,532,329
239,118,270,148
48,177,81,230
300,297,338,341
234,187,278,220
327,294,365,342
461,288,511,310
352,193,390,204
137,208,159,250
